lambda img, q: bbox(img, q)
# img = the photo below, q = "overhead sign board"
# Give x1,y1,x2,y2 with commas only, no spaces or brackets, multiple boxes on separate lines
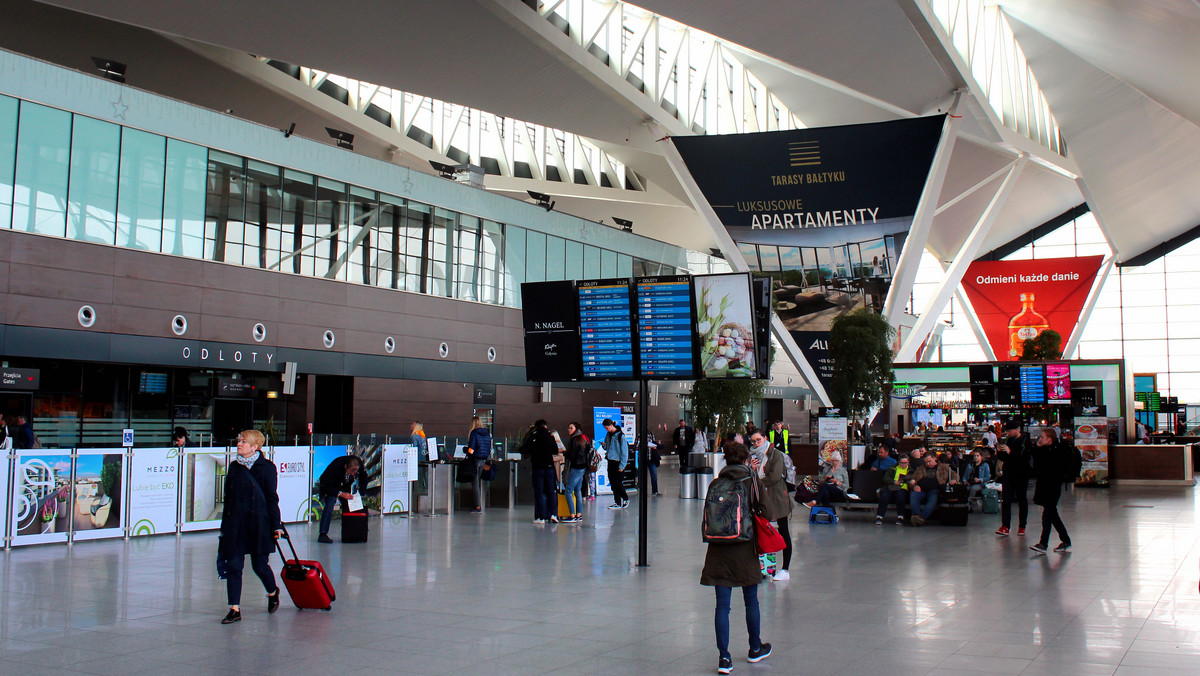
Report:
1,367,39,390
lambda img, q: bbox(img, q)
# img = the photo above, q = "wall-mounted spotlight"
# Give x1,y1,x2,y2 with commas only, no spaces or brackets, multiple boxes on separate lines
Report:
91,57,126,83
325,127,354,150
430,160,462,179
282,122,296,138
613,217,634,233
527,190,555,212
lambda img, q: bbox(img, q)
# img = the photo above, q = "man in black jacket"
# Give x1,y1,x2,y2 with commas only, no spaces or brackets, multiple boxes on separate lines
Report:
672,419,695,458
995,420,1031,537
316,455,366,543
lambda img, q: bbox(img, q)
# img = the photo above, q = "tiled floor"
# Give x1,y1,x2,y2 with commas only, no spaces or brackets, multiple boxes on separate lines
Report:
2,471,1199,675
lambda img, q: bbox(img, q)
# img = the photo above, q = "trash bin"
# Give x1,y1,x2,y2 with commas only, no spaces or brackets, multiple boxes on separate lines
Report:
679,465,695,499
694,466,714,500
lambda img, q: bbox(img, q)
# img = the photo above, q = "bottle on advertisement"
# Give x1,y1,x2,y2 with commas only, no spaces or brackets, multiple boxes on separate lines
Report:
1008,292,1049,360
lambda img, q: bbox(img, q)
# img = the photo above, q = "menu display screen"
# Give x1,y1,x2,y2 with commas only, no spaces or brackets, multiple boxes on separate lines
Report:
1019,365,1046,404
578,279,636,380
1046,363,1071,404
635,276,697,379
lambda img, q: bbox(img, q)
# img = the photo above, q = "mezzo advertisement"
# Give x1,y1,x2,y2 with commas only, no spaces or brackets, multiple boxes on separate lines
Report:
128,447,180,536
960,256,1104,361
71,450,125,541
672,116,945,390
381,444,416,513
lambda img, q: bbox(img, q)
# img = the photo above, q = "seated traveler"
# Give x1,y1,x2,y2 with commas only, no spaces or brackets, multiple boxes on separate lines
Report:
867,444,897,472
962,450,992,509
807,452,849,508
907,454,959,526
875,455,912,525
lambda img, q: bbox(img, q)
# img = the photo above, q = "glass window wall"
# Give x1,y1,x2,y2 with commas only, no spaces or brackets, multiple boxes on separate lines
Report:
0,93,712,321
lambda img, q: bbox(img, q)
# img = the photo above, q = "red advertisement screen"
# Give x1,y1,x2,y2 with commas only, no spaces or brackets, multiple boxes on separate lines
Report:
961,256,1104,361
1046,363,1071,404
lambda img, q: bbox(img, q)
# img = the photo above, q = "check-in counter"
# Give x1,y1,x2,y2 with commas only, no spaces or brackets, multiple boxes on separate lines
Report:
1109,444,1195,485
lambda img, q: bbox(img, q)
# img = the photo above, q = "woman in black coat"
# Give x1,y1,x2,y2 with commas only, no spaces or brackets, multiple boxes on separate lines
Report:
217,429,283,624
701,442,771,674
1029,428,1071,554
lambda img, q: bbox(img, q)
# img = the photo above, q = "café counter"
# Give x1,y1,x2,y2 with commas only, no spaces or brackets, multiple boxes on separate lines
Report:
1108,444,1195,485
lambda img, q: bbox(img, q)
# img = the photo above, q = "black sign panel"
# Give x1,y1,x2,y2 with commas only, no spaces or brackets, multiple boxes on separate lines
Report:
635,275,696,379
473,383,496,405
0,367,39,390
969,365,994,384
578,278,636,380
521,281,581,382
218,378,256,395
752,277,772,380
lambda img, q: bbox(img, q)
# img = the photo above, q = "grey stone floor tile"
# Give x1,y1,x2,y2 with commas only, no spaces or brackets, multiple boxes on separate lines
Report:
3,478,1200,675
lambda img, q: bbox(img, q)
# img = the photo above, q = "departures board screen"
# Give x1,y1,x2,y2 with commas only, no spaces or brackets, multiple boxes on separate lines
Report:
635,276,697,379
578,279,636,380
1019,365,1046,404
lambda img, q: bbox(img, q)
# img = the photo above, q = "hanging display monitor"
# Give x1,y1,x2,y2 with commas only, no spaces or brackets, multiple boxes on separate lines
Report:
634,275,697,379
1046,363,1071,404
694,273,758,378
1019,365,1046,404
969,365,994,384
521,281,581,382
751,277,772,380
578,278,636,380
998,364,1020,383
971,385,996,405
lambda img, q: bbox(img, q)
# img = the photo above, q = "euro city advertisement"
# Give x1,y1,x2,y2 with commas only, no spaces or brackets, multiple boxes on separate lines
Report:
671,116,945,390
960,256,1104,361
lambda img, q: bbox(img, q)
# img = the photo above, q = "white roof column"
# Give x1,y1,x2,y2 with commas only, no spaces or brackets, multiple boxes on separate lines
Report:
897,154,1029,362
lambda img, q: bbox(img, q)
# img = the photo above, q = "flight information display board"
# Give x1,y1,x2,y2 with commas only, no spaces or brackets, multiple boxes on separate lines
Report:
1019,365,1046,404
635,276,697,379
578,279,636,380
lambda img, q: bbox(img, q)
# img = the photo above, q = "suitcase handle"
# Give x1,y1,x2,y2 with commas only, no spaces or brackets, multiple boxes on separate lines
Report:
276,523,301,561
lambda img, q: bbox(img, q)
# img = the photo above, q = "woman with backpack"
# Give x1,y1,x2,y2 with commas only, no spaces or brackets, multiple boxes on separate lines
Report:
465,417,491,513
701,442,772,674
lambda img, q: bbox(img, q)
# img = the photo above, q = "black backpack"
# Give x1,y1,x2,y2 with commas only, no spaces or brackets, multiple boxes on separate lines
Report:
701,471,755,544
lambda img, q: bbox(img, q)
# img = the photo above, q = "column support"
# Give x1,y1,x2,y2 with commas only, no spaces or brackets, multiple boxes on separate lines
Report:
1062,255,1115,359
883,93,962,325
897,154,1028,362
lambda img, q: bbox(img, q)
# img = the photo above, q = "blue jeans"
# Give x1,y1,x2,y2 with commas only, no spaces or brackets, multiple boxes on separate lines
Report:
875,486,909,518
714,585,761,661
318,494,341,535
910,488,940,520
532,467,557,519
649,463,659,493
564,467,585,515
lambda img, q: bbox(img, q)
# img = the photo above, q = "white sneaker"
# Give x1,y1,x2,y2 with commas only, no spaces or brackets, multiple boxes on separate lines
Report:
532,518,546,524
772,570,790,581
846,493,861,501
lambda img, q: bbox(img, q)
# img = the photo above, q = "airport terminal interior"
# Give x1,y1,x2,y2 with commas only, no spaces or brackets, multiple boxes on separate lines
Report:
2,1,1200,674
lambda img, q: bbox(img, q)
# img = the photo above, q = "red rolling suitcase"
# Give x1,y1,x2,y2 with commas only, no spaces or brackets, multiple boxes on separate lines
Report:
276,527,336,610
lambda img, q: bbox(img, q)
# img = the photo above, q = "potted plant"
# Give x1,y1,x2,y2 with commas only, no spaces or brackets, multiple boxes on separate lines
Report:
41,499,56,533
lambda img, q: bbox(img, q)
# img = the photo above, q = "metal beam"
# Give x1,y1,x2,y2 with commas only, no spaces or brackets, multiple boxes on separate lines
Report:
1062,255,1115,359
1117,221,1200,268
938,256,998,361
978,203,1090,261
656,127,831,405
897,154,1028,362
883,96,962,325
